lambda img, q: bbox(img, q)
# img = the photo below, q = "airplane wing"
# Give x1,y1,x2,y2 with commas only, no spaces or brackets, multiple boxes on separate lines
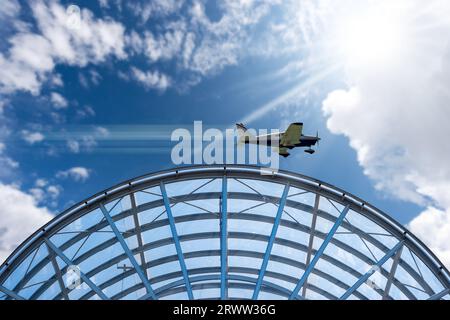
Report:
280,122,303,146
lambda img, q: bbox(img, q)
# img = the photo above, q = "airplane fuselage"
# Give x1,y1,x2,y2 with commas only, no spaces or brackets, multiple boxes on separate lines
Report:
241,134,319,148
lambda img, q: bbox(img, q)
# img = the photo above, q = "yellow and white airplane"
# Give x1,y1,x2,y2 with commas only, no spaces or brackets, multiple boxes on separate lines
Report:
236,122,320,158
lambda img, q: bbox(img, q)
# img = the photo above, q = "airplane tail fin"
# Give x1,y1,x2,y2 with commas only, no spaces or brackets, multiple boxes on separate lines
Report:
236,123,253,145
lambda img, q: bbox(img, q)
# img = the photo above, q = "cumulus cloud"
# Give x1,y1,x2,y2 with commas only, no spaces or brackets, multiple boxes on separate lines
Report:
50,92,68,109
0,140,19,176
21,130,45,145
0,183,53,263
320,0,450,267
56,166,91,182
66,139,80,153
0,1,126,95
0,0,20,19
131,67,171,91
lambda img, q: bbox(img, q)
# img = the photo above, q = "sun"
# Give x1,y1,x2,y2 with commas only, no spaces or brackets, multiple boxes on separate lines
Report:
335,10,405,67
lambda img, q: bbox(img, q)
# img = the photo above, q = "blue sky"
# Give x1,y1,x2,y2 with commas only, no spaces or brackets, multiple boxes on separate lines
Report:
1,0,449,267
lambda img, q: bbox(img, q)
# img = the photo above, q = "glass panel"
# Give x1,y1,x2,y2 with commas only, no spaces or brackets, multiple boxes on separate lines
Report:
228,238,266,255
1,243,49,290
237,179,285,198
38,281,60,300
138,206,166,225
288,188,316,208
105,196,131,217
228,218,273,237
134,187,161,206
194,287,220,299
165,179,214,198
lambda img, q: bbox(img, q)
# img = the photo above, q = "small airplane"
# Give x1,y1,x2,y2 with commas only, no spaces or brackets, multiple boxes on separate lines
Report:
236,122,320,158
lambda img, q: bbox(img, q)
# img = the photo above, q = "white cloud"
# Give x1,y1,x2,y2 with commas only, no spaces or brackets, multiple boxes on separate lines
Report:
0,141,18,175
21,130,45,145
320,0,450,267
56,166,91,182
35,178,48,188
78,73,89,88
76,105,96,118
409,208,450,267
0,183,53,263
95,126,110,137
50,73,64,87
66,139,80,153
0,1,126,95
78,69,102,88
124,0,277,90
29,187,45,203
98,0,109,9
0,0,20,19
50,92,68,109
47,185,61,199
131,67,171,91
126,0,184,23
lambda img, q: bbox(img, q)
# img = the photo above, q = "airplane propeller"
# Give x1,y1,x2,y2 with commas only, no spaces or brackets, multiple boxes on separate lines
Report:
316,131,321,146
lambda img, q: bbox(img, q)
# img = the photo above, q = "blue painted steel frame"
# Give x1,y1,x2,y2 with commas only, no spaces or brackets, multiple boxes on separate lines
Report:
43,237,109,300
340,240,404,300
428,288,450,300
0,285,25,300
252,183,290,299
100,203,157,300
289,204,350,299
220,176,228,300
160,181,194,299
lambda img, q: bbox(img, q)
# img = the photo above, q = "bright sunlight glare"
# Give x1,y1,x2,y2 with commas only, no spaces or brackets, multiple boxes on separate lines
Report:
336,11,405,67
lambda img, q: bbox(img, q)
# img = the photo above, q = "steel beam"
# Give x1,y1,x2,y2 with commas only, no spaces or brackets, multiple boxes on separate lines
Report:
253,183,290,299
100,203,156,299
130,192,149,279
160,181,194,299
2,165,448,297
14,191,433,299
0,285,25,300
340,241,404,300
382,245,403,300
220,176,228,300
30,211,415,300
43,237,109,300
289,205,350,299
302,193,320,298
46,244,70,300
427,288,449,300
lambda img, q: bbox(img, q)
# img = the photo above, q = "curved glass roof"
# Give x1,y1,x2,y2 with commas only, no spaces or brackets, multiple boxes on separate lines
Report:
0,165,449,300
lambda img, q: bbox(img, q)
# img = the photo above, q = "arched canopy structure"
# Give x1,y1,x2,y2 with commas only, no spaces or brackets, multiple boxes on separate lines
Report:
0,165,449,300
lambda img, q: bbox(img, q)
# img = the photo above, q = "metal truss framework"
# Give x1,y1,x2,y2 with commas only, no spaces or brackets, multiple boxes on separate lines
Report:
0,165,449,300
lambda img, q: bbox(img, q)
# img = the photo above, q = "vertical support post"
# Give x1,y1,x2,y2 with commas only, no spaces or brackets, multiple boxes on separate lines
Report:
382,245,403,300
252,183,290,300
160,181,194,300
302,193,320,298
44,237,109,300
130,193,149,279
46,244,70,300
340,241,404,300
220,176,228,300
289,205,350,299
100,203,156,299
